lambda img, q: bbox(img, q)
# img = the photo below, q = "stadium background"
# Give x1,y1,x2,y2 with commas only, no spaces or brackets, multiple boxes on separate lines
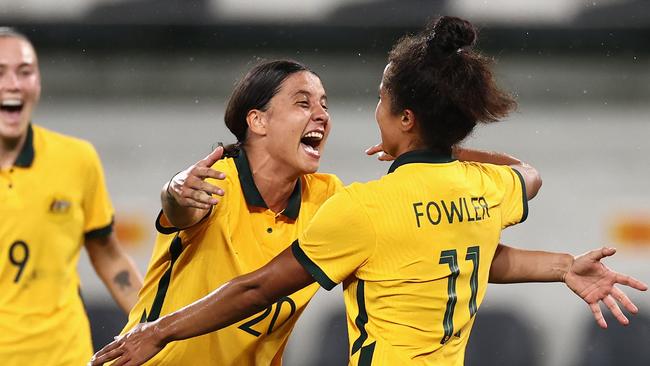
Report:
3,0,649,365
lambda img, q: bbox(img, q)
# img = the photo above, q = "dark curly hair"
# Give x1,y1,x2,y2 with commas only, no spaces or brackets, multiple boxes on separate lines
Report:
383,16,516,154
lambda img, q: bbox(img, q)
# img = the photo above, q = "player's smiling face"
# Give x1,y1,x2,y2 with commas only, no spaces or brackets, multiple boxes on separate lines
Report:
0,36,41,142
261,71,330,175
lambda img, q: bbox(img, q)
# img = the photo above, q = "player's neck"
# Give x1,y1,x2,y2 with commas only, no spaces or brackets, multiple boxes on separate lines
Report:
245,147,299,214
0,133,26,169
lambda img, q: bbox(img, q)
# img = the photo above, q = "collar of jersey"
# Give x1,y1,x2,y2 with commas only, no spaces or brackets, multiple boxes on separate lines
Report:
14,123,35,168
233,148,301,220
387,149,456,174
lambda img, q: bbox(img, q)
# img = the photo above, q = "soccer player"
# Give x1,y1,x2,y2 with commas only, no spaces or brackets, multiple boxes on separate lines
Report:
0,27,143,365
100,58,539,365
109,60,343,365
91,17,647,366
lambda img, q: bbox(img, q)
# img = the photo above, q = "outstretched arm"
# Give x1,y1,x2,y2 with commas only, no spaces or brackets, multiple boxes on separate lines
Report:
489,244,648,328
90,247,315,366
161,146,226,229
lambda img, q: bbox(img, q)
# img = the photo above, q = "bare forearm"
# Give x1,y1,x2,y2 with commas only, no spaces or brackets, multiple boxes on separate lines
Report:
489,244,574,284
157,272,276,343
454,147,542,199
103,260,143,313
155,247,314,344
160,182,208,229
87,234,143,313
453,147,522,166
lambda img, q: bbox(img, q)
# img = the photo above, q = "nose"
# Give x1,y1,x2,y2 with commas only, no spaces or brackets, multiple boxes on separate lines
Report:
0,71,20,91
312,104,329,125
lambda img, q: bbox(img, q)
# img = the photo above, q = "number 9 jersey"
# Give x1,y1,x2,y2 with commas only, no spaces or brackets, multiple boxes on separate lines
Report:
293,150,528,366
0,124,115,365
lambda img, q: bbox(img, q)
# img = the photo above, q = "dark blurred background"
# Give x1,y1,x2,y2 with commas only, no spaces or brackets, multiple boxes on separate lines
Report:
3,1,649,365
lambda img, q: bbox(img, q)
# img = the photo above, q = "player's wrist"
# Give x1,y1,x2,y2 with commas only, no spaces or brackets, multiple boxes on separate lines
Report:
559,253,575,283
152,316,174,346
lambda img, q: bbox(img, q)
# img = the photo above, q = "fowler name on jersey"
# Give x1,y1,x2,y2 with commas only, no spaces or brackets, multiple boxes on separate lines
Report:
413,196,490,227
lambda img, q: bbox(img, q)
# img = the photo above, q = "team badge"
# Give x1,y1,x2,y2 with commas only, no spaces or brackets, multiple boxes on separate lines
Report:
49,198,71,214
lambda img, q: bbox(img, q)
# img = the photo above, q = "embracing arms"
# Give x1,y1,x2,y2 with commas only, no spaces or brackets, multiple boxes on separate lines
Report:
90,247,314,366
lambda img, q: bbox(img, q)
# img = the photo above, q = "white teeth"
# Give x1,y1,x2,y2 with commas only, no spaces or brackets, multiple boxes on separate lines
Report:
303,131,323,140
303,144,320,156
1,99,23,107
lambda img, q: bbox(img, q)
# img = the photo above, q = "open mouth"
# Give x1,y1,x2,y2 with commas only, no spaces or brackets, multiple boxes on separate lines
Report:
0,99,24,119
300,130,324,158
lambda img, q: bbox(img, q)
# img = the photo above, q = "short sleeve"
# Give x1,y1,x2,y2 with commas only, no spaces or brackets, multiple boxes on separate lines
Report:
82,143,115,239
292,190,376,290
487,165,528,228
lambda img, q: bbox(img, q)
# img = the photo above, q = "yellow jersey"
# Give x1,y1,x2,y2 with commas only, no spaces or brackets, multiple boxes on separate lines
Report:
0,124,115,365
294,150,527,366
123,148,342,365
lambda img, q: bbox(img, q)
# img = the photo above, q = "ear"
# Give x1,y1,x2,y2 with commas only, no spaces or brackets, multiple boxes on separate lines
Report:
246,109,267,136
399,109,417,132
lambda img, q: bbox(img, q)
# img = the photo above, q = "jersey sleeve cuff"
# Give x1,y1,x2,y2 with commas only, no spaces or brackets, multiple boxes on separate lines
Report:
155,210,180,234
155,207,214,234
291,240,337,290
84,219,114,240
511,168,529,223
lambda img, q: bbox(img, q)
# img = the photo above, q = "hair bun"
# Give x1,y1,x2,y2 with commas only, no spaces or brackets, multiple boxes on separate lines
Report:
427,16,477,53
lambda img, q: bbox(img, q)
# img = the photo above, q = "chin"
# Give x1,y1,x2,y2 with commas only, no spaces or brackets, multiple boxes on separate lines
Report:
300,161,320,175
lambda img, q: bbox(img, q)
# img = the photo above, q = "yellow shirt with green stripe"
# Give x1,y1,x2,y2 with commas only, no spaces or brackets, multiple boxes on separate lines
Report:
293,150,528,366
0,124,114,365
122,149,342,365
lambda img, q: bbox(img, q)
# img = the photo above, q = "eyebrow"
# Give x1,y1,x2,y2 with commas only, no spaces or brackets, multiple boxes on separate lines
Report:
293,90,328,103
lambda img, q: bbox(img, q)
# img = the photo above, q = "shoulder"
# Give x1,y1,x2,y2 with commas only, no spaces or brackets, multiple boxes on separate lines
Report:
302,172,344,200
458,161,512,181
34,124,100,164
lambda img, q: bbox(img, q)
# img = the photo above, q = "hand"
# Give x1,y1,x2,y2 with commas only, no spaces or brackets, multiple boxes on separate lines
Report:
89,322,166,366
564,247,648,328
365,143,395,161
167,146,226,210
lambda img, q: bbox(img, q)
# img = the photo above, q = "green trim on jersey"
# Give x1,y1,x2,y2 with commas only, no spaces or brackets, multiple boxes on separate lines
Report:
84,218,114,239
359,341,376,366
234,148,302,219
351,280,369,356
511,168,529,223
388,149,455,174
14,123,35,167
146,234,184,322
291,240,336,290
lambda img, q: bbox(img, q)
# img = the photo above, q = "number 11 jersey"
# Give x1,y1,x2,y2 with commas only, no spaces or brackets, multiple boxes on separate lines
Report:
293,149,528,366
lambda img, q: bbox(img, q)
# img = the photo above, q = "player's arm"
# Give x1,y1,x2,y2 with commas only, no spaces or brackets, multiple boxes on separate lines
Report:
489,243,648,328
161,146,226,229
366,143,541,200
86,232,144,314
90,247,315,366
452,147,541,200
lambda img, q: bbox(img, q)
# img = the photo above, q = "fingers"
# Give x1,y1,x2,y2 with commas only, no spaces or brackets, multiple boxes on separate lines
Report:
112,356,131,366
603,294,629,326
91,340,124,365
586,247,616,262
192,166,226,181
615,272,649,292
365,143,383,156
197,146,224,168
611,286,639,314
364,144,395,161
589,302,608,329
